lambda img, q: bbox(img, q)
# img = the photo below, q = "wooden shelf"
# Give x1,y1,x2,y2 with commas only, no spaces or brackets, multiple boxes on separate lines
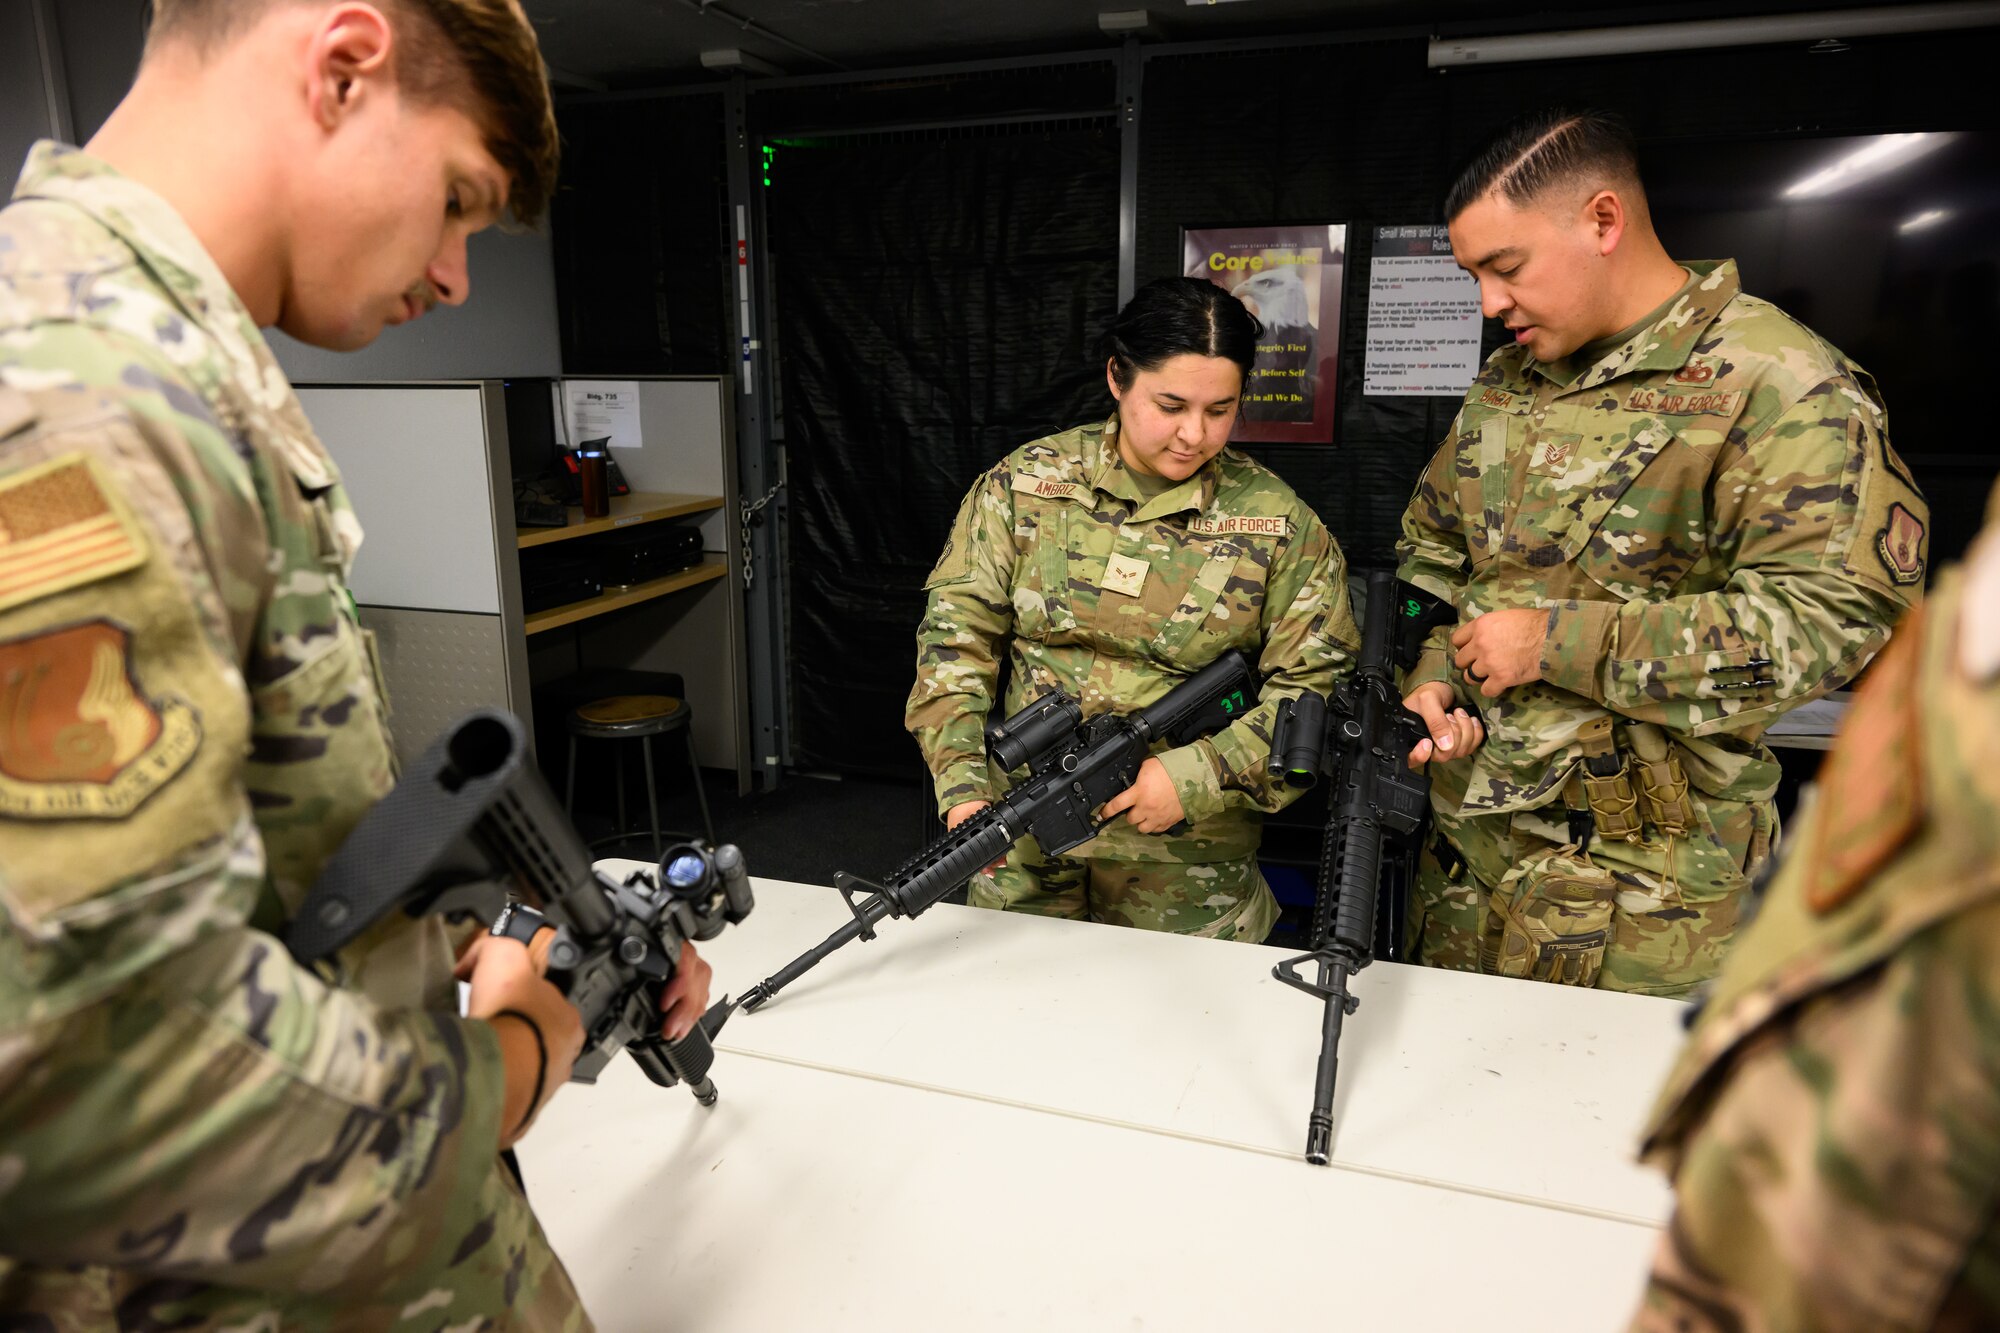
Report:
517,491,724,549
523,557,729,635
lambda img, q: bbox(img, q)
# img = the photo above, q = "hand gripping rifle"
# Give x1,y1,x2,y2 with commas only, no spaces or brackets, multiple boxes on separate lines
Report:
1266,571,1454,1165
284,708,754,1104
739,649,1260,1012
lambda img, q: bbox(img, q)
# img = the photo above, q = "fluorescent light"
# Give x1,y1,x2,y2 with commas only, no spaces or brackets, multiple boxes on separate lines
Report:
1781,133,1956,199
1100,10,1156,35
1899,208,1952,233
1430,3,2000,68
700,48,786,76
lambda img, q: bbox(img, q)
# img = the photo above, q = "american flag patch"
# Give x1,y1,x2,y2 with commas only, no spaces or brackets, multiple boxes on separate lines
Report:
0,455,147,613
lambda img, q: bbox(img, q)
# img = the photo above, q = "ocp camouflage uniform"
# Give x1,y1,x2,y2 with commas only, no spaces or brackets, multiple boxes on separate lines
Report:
907,415,1356,941
1398,260,1926,996
1630,479,2000,1333
0,145,586,1328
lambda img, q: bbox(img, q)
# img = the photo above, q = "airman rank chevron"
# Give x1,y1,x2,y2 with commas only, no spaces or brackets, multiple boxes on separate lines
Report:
1531,431,1579,476
0,454,147,613
1011,475,1089,504
1186,514,1292,538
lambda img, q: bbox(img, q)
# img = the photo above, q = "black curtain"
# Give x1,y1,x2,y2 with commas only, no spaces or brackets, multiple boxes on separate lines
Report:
1137,32,1996,567
546,30,1996,781
553,96,730,375
770,121,1121,777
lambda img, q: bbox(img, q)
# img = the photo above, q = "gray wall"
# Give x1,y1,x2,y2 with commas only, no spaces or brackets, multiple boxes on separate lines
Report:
53,0,147,142
11,0,562,381
2,4,64,186
270,227,562,381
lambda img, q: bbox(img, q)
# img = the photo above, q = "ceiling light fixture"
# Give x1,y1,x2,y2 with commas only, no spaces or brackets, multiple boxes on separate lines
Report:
1101,10,1156,36
1429,2,2000,68
1780,133,1956,199
701,47,786,76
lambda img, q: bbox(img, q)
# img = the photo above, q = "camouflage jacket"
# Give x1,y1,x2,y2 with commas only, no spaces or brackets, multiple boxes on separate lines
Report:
907,415,1356,862
0,145,577,1328
1398,259,1926,817
1632,481,2000,1332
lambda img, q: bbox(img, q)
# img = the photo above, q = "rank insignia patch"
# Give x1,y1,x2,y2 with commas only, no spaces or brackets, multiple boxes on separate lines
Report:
1100,552,1150,598
0,620,201,818
1530,431,1579,476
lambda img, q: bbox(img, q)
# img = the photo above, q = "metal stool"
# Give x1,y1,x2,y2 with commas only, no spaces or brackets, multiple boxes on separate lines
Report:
564,694,716,857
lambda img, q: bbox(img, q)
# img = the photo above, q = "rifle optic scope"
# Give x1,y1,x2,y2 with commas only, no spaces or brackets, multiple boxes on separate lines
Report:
986,692,1084,774
1266,691,1328,789
659,842,756,941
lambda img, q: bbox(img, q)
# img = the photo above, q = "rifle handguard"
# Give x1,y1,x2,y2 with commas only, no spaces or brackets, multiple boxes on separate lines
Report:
741,652,1263,1012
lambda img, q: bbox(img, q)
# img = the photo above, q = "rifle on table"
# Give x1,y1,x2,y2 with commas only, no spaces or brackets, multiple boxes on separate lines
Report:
285,708,754,1104
739,649,1261,1012
1267,571,1454,1165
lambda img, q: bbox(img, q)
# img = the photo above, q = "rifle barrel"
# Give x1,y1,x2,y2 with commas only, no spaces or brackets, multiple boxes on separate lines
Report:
745,804,1017,1011
741,896,889,1011
1305,955,1353,1167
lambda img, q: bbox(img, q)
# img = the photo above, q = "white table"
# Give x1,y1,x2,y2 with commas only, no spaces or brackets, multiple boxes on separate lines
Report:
610,868,1685,1225
516,865,1688,1331
523,1051,1659,1333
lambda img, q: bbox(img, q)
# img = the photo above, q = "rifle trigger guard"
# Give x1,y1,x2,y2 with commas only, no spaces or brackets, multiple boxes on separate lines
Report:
832,872,884,938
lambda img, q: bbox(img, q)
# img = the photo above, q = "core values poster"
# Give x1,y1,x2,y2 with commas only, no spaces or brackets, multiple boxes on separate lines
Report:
1182,224,1347,444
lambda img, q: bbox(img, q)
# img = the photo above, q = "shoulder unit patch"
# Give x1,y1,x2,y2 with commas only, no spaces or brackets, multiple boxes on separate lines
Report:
0,619,202,818
1876,501,1926,587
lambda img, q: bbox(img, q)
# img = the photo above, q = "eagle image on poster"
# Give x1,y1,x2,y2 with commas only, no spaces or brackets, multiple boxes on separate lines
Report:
1181,224,1347,445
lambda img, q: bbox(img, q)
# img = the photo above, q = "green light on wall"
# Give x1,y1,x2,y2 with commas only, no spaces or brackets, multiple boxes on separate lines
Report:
761,144,776,188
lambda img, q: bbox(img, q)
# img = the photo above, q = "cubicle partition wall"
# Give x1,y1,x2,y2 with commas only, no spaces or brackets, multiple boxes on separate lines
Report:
295,382,530,771
296,377,750,795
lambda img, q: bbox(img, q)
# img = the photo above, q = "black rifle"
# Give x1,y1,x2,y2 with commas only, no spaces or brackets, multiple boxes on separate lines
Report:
1267,571,1454,1165
285,708,753,1104
740,649,1260,1012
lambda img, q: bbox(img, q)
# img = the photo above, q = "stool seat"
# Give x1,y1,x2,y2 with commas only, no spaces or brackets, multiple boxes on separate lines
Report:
563,692,714,857
570,694,689,738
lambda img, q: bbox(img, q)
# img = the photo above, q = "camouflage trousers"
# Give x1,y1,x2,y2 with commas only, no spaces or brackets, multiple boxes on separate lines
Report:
968,841,1279,942
1408,777,1776,998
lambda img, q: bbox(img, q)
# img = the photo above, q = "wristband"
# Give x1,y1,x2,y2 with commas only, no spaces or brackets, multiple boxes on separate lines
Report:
491,1007,547,1138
